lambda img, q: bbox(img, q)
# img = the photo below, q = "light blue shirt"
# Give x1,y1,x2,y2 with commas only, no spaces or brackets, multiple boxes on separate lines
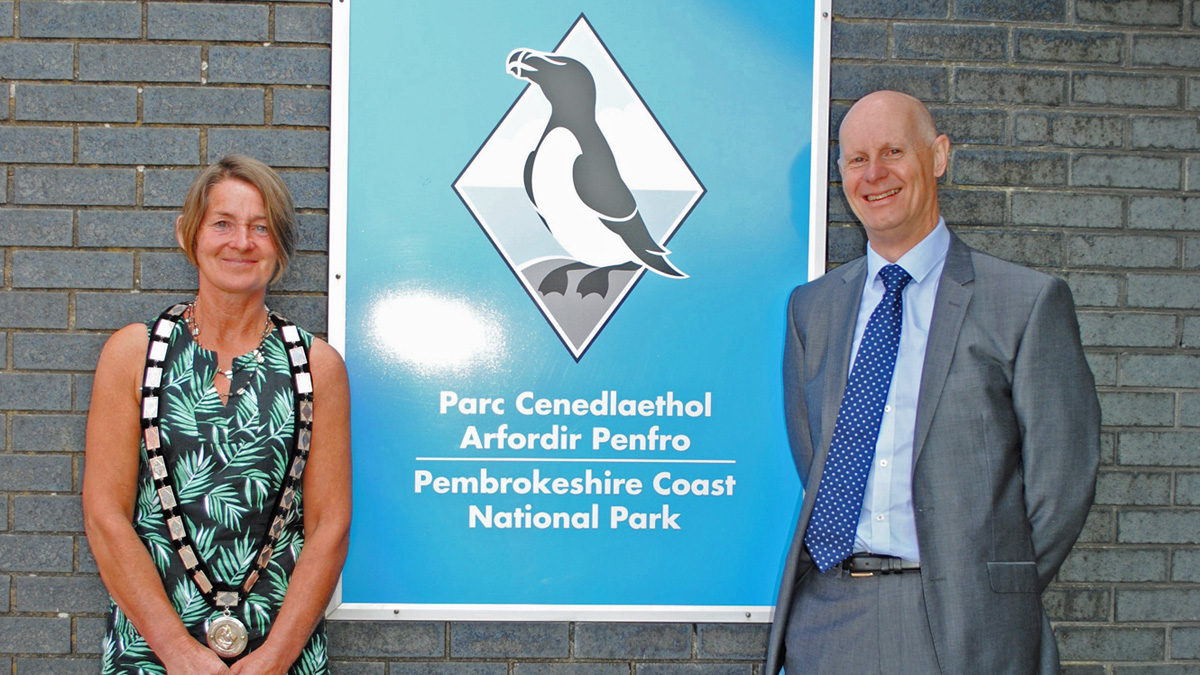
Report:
849,219,950,562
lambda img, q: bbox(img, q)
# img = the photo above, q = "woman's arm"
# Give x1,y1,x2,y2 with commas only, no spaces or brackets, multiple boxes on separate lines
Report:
83,324,232,675
231,337,352,674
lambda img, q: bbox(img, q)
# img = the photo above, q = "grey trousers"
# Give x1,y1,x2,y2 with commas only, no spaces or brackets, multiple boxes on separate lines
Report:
782,567,941,675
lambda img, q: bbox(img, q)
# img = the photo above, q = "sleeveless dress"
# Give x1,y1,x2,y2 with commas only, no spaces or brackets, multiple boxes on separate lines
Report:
100,316,328,674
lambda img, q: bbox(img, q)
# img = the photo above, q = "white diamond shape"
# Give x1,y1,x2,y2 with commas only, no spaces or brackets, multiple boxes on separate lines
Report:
454,16,704,359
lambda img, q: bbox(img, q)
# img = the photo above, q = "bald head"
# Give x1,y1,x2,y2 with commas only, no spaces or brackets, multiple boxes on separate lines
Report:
839,90,938,154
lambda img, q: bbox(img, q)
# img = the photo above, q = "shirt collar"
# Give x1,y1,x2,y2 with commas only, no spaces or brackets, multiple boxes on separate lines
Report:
865,218,950,286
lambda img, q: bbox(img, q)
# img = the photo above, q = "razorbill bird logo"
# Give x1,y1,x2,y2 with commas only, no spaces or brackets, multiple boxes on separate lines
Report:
506,47,686,298
454,15,704,359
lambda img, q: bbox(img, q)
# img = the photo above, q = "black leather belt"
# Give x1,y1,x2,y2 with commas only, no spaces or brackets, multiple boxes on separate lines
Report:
800,548,921,576
840,553,920,577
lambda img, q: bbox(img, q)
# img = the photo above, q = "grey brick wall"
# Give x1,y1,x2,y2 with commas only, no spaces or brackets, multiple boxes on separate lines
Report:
0,1,1194,673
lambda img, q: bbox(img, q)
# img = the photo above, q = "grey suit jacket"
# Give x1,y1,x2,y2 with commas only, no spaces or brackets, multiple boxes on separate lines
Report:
767,232,1100,674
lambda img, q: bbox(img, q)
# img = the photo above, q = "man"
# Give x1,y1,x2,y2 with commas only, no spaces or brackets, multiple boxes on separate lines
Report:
766,90,1099,674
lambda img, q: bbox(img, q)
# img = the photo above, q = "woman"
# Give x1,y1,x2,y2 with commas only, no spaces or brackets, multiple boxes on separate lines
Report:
84,155,351,674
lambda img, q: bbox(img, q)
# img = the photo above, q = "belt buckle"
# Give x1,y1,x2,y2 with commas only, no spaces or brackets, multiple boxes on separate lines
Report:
845,556,876,577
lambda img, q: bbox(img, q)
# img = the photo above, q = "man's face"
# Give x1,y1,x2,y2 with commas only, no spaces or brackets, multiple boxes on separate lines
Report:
838,93,949,258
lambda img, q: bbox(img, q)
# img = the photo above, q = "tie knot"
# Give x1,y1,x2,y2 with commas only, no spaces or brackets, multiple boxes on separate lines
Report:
878,264,912,295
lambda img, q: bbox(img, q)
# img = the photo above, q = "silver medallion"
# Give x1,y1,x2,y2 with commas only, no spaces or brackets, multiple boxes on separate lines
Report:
206,613,248,659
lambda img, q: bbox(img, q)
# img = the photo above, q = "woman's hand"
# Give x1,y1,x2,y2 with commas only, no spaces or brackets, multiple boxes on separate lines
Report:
158,637,234,674
227,644,290,675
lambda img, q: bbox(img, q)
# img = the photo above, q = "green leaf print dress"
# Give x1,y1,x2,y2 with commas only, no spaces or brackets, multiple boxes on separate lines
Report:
101,316,328,674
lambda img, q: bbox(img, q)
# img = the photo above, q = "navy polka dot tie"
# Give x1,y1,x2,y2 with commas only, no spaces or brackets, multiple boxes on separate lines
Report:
804,264,912,572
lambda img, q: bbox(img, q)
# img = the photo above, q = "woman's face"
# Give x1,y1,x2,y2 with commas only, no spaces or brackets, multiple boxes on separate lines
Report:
190,178,279,296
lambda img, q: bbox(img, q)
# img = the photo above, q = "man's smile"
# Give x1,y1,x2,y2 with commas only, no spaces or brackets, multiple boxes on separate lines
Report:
865,188,901,202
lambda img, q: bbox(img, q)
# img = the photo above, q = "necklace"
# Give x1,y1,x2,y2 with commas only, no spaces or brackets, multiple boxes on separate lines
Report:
183,298,273,381
141,303,314,659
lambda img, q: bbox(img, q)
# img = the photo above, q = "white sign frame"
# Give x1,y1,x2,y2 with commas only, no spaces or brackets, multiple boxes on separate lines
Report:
324,0,833,622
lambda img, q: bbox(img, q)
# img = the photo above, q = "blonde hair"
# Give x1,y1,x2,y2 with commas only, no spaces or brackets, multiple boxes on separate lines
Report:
176,155,298,283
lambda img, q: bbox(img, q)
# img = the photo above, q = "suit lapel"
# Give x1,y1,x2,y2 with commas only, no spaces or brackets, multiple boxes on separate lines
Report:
913,233,975,464
795,258,867,529
817,259,868,465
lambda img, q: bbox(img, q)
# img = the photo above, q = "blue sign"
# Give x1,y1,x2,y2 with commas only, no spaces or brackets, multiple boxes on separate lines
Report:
333,0,827,619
